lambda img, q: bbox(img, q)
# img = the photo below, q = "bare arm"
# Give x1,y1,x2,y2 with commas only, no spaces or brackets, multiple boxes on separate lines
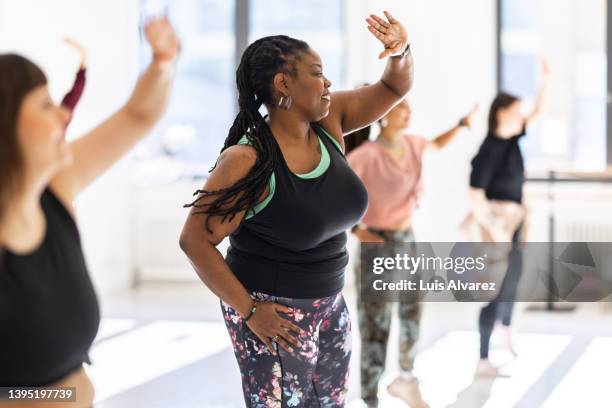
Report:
179,147,303,355
50,17,180,205
525,59,550,126
61,38,87,111
180,147,257,319
429,104,479,150
319,11,413,144
429,125,463,150
61,68,86,111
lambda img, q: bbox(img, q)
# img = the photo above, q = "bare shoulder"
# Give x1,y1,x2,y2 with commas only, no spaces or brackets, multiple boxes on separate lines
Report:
211,144,258,185
181,144,263,245
317,109,345,150
222,143,258,160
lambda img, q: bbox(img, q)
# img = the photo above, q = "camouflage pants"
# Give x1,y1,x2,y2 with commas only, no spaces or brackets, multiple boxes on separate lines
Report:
355,228,421,406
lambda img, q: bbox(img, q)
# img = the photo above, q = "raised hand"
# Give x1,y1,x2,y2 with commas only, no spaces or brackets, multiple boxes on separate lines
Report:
63,37,87,68
462,104,480,129
144,16,181,67
366,11,409,59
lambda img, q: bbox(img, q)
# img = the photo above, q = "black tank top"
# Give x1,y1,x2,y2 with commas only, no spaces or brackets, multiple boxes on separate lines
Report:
0,189,100,386
226,124,368,299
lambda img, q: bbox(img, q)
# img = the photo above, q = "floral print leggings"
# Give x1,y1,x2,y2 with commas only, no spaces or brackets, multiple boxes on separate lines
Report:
221,292,352,407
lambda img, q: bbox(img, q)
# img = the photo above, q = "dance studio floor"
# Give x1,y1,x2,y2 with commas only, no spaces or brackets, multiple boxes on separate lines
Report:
87,283,612,408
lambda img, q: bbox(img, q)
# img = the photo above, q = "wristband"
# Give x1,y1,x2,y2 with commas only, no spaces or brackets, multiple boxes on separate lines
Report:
244,300,258,322
392,43,411,58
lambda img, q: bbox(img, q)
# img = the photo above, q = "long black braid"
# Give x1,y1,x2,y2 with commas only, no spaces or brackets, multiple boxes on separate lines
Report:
184,35,310,232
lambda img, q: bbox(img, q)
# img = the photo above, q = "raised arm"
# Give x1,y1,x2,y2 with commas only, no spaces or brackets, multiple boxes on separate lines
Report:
429,104,479,150
61,38,87,111
524,58,550,126
64,37,87,70
319,11,413,142
61,68,86,111
50,17,180,205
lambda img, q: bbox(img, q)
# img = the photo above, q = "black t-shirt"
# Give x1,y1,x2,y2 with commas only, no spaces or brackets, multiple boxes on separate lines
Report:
470,126,526,203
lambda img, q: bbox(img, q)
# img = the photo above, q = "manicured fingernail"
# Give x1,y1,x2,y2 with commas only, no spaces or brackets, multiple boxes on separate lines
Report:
289,347,294,353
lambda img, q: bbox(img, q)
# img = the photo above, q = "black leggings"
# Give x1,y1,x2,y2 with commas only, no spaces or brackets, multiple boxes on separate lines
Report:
497,300,515,327
479,228,523,359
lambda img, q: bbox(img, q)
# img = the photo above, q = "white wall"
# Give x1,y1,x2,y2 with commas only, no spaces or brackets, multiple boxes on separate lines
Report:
0,0,142,295
1,0,499,292
345,0,498,241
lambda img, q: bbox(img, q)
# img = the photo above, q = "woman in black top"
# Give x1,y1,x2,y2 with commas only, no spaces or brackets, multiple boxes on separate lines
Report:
469,60,550,377
0,17,179,406
180,11,413,407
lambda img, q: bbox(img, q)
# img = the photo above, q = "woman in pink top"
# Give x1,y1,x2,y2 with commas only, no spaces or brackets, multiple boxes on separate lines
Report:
346,98,478,408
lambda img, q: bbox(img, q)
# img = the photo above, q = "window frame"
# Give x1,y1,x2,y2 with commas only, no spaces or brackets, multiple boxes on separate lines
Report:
497,0,611,166
607,0,611,165
139,0,346,169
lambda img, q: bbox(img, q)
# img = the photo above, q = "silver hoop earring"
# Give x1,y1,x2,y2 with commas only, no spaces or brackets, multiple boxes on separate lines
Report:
278,95,292,110
380,118,389,128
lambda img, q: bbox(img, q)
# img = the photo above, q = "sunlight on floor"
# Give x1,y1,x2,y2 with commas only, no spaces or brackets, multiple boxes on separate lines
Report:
87,320,228,403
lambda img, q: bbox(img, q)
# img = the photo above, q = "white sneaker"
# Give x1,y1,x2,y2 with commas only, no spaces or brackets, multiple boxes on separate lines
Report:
387,377,430,408
475,359,501,378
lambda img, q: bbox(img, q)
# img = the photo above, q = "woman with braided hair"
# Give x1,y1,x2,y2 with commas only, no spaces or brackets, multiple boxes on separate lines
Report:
180,11,413,407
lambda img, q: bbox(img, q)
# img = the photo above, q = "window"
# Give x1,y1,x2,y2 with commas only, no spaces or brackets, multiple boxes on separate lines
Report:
499,0,607,171
249,0,345,88
137,0,345,177
138,0,235,176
